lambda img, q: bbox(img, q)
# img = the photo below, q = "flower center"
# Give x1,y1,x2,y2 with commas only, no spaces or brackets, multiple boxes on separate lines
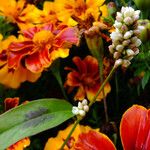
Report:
33,30,54,49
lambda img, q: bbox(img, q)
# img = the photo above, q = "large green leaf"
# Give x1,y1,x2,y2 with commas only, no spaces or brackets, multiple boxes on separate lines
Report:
0,98,74,149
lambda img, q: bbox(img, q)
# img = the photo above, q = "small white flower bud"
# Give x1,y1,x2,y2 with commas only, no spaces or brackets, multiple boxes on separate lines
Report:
126,49,135,56
114,21,122,28
131,36,138,43
78,102,83,109
79,110,86,116
124,31,133,39
116,45,124,52
134,10,140,17
109,45,114,54
124,17,133,25
124,8,134,17
134,39,142,47
123,40,130,46
83,105,89,112
82,99,88,105
72,107,79,115
122,59,131,67
114,52,121,59
114,59,123,68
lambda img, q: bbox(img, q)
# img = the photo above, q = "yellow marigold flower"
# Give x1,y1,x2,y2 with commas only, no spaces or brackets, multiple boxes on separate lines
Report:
0,0,42,30
54,0,108,28
44,124,99,150
0,34,41,88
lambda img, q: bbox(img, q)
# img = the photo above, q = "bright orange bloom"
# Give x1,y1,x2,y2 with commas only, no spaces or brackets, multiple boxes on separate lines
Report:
44,124,99,150
0,34,40,88
54,0,108,28
74,130,116,150
120,105,150,150
7,137,30,150
0,0,42,30
4,97,30,150
8,24,79,73
65,55,111,101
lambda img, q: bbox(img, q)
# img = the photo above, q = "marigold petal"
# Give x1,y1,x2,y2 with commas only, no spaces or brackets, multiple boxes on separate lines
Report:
120,105,150,150
4,97,19,111
54,27,79,48
74,130,116,150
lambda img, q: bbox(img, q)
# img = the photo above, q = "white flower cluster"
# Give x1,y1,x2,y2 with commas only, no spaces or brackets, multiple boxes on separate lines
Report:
72,99,89,117
109,7,142,68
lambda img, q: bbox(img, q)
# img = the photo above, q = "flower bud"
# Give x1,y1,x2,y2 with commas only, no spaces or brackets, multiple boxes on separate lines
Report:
83,105,89,112
134,39,142,47
116,12,123,22
82,99,88,105
116,45,124,52
114,52,121,59
78,102,83,109
79,110,86,116
124,31,133,39
123,40,130,46
109,45,114,54
122,60,131,67
72,107,79,115
114,59,123,68
124,17,133,25
126,49,135,56
114,21,122,28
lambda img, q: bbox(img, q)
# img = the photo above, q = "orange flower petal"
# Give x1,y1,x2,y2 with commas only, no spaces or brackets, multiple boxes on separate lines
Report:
74,130,116,150
120,105,150,150
4,97,19,111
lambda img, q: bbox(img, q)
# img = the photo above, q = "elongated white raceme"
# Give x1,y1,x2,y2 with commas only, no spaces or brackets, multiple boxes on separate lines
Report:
109,7,142,68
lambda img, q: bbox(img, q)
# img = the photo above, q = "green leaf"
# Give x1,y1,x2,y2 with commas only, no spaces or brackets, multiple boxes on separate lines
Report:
142,71,150,89
0,98,74,149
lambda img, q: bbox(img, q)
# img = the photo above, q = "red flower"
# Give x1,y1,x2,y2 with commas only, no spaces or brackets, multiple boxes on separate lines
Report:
120,105,150,150
8,24,79,73
65,55,111,101
74,130,116,150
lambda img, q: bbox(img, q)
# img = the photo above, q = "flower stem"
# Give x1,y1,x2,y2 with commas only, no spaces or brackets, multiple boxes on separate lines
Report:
60,66,116,149
89,66,116,106
60,118,81,150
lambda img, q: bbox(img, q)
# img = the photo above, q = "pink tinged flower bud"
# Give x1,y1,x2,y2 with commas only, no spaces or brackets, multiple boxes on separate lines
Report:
135,39,142,47
124,17,133,25
124,31,133,39
109,45,114,54
79,110,86,116
121,25,128,32
83,105,89,112
116,12,123,22
72,107,79,115
133,29,140,36
116,45,124,52
123,40,130,46
114,52,121,59
114,59,123,68
131,36,138,43
122,59,131,67
126,49,135,56
111,32,122,40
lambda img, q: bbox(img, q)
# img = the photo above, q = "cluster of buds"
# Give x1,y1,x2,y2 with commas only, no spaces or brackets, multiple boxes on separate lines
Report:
72,99,89,117
109,7,142,68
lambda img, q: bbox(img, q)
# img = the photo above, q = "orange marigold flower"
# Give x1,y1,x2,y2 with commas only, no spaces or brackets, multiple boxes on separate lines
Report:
120,105,150,150
65,55,111,101
44,124,99,150
54,0,108,29
74,130,116,150
8,24,79,73
0,34,41,88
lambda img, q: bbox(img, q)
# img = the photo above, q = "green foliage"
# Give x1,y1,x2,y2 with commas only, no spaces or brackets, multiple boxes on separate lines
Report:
0,16,16,38
0,99,74,149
